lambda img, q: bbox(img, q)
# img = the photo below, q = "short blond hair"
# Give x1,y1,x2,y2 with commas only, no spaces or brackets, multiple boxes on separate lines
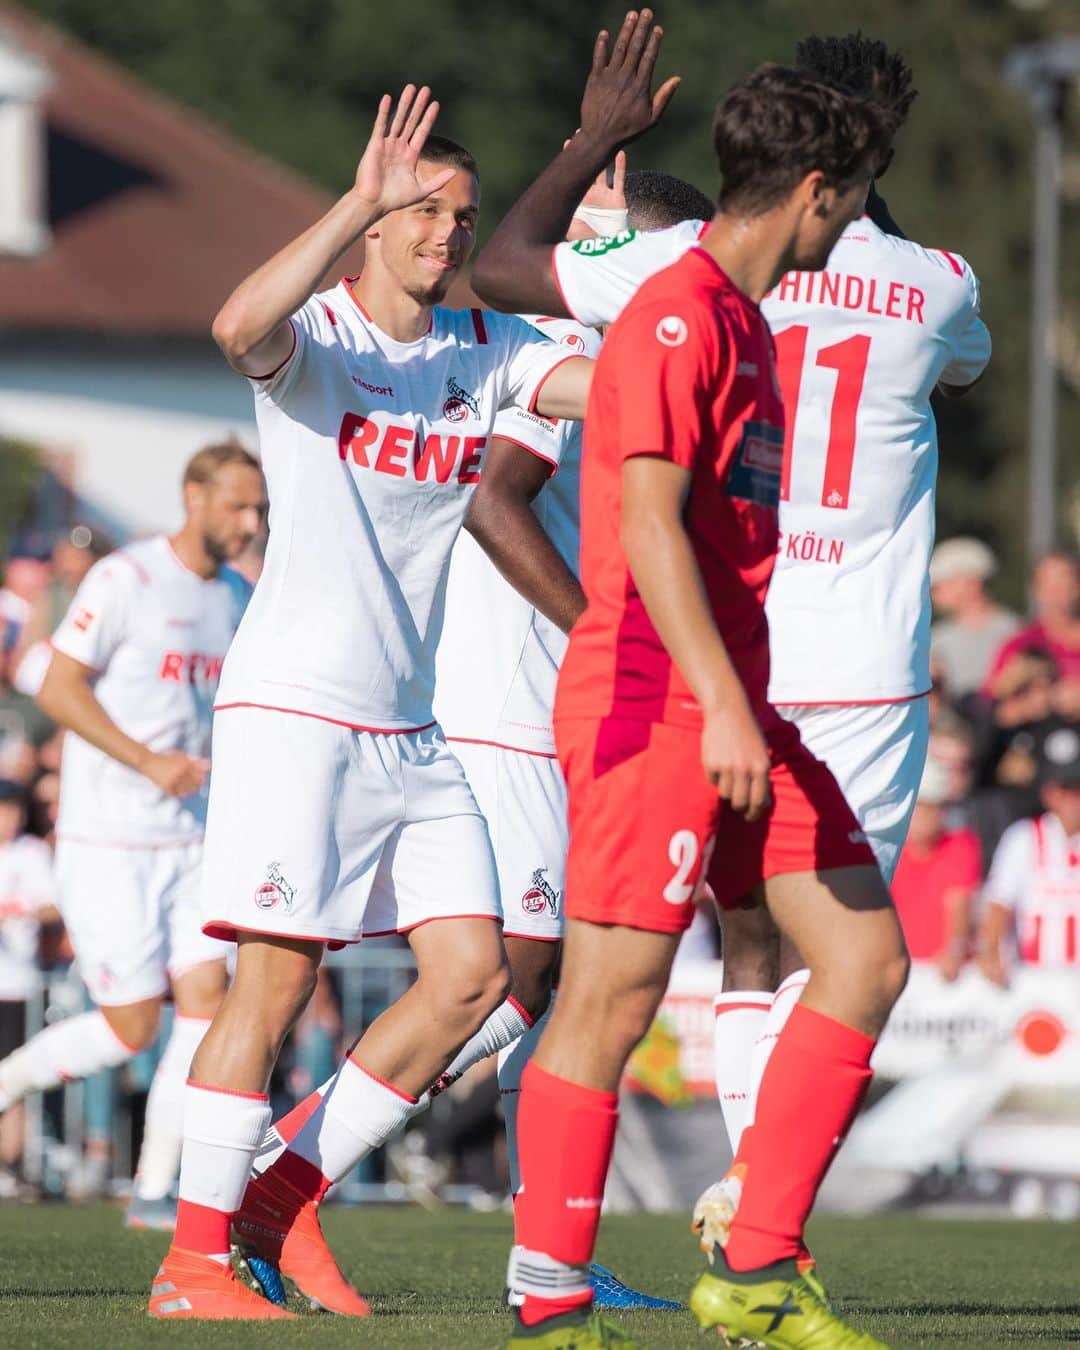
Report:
183,437,260,486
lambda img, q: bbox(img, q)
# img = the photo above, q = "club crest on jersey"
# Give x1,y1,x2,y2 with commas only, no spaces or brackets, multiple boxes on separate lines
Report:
521,867,560,917
254,861,296,912
726,421,784,509
443,376,480,423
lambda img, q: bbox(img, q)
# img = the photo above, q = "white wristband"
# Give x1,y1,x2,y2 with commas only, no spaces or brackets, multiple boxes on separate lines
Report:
571,204,629,237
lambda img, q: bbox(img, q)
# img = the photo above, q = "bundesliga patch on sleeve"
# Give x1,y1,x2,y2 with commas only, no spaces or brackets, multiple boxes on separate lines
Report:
569,230,637,256
726,421,783,508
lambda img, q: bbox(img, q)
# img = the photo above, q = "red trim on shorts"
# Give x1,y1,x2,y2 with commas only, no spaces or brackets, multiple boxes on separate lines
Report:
470,308,488,344
937,250,963,277
248,320,297,381
506,994,536,1028
713,999,773,1017
202,918,351,950
502,930,562,943
771,689,931,709
173,1013,214,1024
362,913,502,939
212,702,436,735
186,1077,268,1102
56,832,204,851
348,1059,419,1105
550,245,585,324
529,353,580,416
446,736,558,759
492,433,559,477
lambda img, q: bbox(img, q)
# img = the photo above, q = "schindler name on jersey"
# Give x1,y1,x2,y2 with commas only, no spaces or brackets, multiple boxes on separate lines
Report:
767,270,927,325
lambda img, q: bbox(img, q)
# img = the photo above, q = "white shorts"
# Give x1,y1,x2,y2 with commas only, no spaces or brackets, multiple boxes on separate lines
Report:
202,709,501,947
451,741,567,942
778,697,930,884
55,837,227,1006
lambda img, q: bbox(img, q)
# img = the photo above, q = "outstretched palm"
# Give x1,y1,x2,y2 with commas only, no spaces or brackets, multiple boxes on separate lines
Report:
355,85,455,216
580,9,680,150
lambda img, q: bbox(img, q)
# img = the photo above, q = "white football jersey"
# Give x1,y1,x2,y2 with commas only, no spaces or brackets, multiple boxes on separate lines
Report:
435,317,601,756
552,217,991,703
51,536,251,846
0,834,54,999
216,284,574,733
984,813,1080,967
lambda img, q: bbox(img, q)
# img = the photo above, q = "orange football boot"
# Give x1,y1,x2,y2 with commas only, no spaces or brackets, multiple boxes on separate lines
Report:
234,1170,372,1317
148,1247,297,1319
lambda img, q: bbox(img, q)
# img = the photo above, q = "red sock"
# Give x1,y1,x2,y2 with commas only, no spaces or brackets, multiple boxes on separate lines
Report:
514,1061,618,1326
267,1148,332,1205
174,1199,231,1257
725,1003,874,1272
273,1090,323,1145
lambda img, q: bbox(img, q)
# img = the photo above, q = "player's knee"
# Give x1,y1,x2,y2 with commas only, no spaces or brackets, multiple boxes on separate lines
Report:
434,956,512,1029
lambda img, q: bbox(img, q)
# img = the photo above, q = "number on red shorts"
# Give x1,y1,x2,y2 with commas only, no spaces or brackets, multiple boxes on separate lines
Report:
663,830,715,905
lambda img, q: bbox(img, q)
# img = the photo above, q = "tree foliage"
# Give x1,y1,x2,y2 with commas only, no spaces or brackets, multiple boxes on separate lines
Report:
16,0,1080,596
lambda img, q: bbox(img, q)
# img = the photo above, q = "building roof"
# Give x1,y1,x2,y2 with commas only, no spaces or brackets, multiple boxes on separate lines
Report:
0,5,477,338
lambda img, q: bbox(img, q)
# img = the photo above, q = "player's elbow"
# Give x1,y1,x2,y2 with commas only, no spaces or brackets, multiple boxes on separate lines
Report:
211,303,254,363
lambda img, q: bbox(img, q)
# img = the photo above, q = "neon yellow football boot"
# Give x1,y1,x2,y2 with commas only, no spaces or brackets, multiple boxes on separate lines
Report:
507,1306,641,1348
690,1254,889,1349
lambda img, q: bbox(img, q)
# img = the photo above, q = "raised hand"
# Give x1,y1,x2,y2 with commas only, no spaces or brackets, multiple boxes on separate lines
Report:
579,150,627,214
579,10,680,152
354,85,456,216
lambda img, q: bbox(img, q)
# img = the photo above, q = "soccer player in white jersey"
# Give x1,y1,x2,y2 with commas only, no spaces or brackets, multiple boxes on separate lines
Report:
148,86,591,1321
472,17,989,1275
0,441,264,1226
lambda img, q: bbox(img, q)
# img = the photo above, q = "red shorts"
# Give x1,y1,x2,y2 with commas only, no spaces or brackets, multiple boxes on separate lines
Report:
555,713,876,934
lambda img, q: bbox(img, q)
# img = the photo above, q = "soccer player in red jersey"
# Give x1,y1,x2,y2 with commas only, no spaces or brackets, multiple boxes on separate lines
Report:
499,46,903,1350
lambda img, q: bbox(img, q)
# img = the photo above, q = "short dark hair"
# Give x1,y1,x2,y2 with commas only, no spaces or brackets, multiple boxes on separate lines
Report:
418,134,479,182
624,170,715,231
795,32,917,129
183,438,260,487
714,64,894,217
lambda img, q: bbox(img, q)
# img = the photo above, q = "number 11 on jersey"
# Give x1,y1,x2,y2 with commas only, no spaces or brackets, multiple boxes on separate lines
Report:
774,325,871,511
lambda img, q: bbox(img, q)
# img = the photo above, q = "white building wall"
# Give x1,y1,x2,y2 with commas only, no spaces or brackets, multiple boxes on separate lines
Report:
0,342,258,538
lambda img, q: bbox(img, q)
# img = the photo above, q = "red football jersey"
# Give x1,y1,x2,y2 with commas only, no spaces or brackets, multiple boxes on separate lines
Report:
555,247,785,728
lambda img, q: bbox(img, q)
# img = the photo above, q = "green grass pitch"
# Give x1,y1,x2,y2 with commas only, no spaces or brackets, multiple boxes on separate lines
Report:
0,1204,1076,1348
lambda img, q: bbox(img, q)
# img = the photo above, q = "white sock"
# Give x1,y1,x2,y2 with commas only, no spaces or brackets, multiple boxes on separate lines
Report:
288,1058,424,1184
712,991,771,1155
251,1080,330,1177
744,969,810,1133
497,998,553,1193
435,996,536,1092
0,1010,136,1110
177,1080,271,1263
133,1014,211,1201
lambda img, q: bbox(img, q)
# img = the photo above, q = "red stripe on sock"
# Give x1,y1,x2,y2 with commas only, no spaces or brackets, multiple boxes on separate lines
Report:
186,1077,268,1102
347,1059,419,1105
507,995,536,1028
726,1004,874,1271
174,1198,232,1257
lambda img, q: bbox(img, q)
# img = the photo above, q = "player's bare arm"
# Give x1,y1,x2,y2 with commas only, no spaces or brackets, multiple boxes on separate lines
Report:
465,438,586,634
470,9,679,315
36,650,207,798
531,355,593,420
211,85,454,377
975,899,1012,988
621,456,772,821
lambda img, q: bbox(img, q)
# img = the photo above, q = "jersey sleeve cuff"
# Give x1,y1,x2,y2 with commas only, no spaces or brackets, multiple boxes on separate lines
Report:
494,433,559,477
527,352,583,417
247,319,298,383
550,245,587,326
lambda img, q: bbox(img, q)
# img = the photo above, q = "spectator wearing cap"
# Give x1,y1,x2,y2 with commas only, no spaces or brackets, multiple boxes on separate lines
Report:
976,725,1080,984
930,537,1020,704
984,551,1080,699
891,756,983,981
0,778,59,1196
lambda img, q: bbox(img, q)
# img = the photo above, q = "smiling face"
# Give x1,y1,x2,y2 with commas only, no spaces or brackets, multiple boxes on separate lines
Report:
368,164,480,305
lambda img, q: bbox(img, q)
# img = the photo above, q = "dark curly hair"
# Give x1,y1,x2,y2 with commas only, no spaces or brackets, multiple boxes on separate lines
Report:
624,170,715,231
714,64,895,217
795,32,917,128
